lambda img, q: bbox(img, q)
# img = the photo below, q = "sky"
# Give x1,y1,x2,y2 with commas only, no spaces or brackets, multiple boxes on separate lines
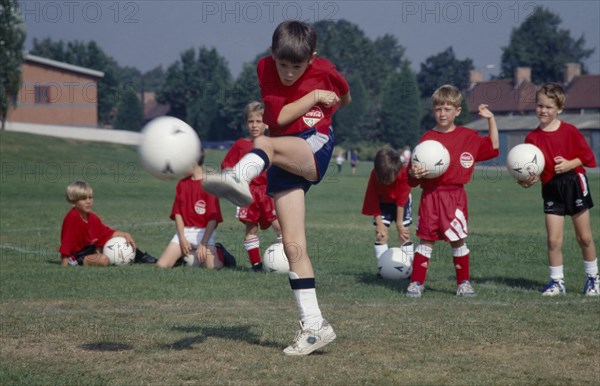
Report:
20,1,600,79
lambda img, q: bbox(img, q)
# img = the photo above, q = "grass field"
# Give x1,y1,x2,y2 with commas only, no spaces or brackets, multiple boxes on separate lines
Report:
1,130,599,385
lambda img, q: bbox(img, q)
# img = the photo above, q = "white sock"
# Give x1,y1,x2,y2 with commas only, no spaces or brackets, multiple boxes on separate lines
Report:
401,241,414,260
583,259,599,276
235,153,265,183
289,272,322,327
374,243,388,259
549,265,564,281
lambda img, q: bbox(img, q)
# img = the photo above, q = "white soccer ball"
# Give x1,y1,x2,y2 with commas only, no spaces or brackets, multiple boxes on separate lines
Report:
506,143,545,181
377,247,413,280
103,237,136,265
411,140,450,179
263,243,290,273
139,116,202,180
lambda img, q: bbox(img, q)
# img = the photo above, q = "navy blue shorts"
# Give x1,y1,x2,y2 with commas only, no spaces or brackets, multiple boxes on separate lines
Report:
373,194,413,227
267,128,334,195
542,172,594,216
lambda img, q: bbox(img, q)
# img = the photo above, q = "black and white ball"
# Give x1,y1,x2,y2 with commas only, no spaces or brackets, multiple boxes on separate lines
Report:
263,243,290,273
377,247,413,280
411,140,450,179
139,116,202,180
506,143,545,181
103,237,135,265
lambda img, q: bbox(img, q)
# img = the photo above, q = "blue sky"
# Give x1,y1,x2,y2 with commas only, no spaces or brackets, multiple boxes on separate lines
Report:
21,1,600,79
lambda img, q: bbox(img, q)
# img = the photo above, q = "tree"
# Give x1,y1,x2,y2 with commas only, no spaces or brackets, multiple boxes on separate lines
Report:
113,88,142,132
379,61,422,149
221,62,261,138
334,73,370,145
418,47,474,99
0,0,26,130
500,7,594,83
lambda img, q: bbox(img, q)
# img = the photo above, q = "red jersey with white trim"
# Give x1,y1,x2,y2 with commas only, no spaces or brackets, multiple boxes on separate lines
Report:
525,121,596,185
408,126,499,189
362,168,411,216
221,138,267,187
170,176,223,227
59,208,115,257
257,56,349,137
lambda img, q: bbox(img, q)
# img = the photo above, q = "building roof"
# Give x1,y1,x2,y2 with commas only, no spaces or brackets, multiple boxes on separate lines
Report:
466,79,537,114
24,53,104,78
565,75,600,110
467,113,600,131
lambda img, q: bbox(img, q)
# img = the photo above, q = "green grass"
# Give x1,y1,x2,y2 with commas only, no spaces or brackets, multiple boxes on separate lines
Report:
1,130,599,385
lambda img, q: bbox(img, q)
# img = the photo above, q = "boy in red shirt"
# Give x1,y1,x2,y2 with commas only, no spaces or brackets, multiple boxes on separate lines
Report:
221,101,282,271
362,147,413,263
520,83,598,296
59,180,156,266
407,85,499,297
203,20,351,355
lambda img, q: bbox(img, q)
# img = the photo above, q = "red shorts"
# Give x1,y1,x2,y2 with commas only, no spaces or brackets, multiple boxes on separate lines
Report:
416,186,469,242
237,185,277,229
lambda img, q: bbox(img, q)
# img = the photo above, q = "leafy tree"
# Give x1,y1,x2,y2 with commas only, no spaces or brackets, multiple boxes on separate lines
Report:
334,73,370,145
417,47,474,99
221,62,261,138
0,0,26,130
500,7,594,83
113,88,142,132
141,66,165,92
379,61,422,149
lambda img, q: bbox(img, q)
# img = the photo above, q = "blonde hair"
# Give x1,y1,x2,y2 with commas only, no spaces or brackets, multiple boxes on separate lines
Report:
244,101,264,119
431,84,463,108
536,83,566,110
66,180,93,203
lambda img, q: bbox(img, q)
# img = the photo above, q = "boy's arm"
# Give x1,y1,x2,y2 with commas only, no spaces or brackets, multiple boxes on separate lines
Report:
277,89,341,126
340,92,351,106
112,230,137,251
478,104,499,149
395,207,410,243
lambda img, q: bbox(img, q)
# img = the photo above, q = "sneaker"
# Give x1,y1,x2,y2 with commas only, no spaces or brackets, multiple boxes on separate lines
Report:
215,243,236,268
283,319,336,356
135,253,157,264
583,274,600,296
203,172,252,207
251,262,263,272
456,280,477,297
406,281,424,298
542,279,566,296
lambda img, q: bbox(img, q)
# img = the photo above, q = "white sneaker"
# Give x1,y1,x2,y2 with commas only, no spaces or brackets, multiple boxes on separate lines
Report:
583,274,600,296
456,280,477,297
542,279,566,296
283,319,336,356
202,171,252,207
406,281,424,298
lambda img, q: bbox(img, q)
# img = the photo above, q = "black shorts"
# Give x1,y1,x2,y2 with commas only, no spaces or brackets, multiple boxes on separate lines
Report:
542,172,594,216
373,195,413,227
73,245,98,265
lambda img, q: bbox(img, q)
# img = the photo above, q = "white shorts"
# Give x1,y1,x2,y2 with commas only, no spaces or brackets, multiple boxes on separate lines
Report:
170,227,217,247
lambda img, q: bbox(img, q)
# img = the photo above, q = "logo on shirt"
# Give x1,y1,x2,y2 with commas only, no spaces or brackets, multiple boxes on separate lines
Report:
194,200,206,215
460,152,474,168
303,106,324,127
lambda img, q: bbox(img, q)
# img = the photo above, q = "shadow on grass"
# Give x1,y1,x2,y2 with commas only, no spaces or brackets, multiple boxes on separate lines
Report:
165,324,280,350
80,342,133,351
356,272,411,292
475,276,540,291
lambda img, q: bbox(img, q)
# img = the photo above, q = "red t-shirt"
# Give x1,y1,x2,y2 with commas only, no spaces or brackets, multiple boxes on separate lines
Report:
221,138,267,188
525,121,596,185
58,208,115,257
408,126,499,189
362,168,411,216
170,176,223,227
257,56,349,136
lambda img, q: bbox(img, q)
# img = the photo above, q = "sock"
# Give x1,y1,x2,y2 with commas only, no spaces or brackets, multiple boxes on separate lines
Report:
289,272,323,327
235,149,269,183
452,245,470,284
583,259,598,276
374,243,388,259
549,265,564,281
410,244,432,284
244,235,261,265
401,241,414,261
276,234,283,243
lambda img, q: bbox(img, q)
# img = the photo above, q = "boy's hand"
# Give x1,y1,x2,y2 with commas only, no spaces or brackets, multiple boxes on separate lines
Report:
315,90,340,108
518,174,538,188
396,224,410,244
121,232,137,251
196,244,209,265
553,156,573,174
409,164,428,179
478,104,494,119
180,239,192,256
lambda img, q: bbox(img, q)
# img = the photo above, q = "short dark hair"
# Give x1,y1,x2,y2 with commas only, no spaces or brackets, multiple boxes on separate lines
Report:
271,20,317,63
374,148,402,185
536,83,566,110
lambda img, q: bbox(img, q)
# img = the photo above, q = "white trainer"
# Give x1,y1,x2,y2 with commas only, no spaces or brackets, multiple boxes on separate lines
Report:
202,171,252,207
542,279,566,296
283,319,336,356
406,281,424,298
456,280,477,297
583,274,600,296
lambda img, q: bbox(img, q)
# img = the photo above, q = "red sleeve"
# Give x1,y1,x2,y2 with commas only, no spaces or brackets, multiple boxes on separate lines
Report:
169,182,183,221
573,127,596,167
257,58,287,130
361,170,381,216
221,141,244,169
89,213,115,247
59,210,79,257
475,135,500,162
331,68,350,96
204,193,223,224
394,168,411,207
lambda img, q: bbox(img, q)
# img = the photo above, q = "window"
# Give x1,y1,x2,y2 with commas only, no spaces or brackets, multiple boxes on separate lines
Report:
34,85,50,104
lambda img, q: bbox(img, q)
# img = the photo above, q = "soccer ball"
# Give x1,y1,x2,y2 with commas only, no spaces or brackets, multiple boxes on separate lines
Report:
377,247,413,280
103,237,136,265
506,143,545,181
411,140,450,179
138,116,202,180
263,243,290,273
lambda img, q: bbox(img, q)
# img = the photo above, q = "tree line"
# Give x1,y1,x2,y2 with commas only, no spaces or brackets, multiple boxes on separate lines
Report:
2,2,594,155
